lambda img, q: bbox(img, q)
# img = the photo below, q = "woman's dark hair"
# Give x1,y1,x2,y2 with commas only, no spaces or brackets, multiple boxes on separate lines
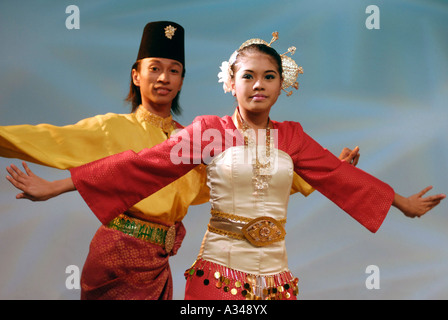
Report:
231,43,283,78
125,60,185,116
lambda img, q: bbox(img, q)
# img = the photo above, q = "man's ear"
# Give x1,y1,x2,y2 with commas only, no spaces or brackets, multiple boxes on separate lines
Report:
132,69,140,86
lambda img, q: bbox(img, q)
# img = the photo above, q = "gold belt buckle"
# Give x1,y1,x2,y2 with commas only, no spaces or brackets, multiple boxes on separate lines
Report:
165,225,176,253
242,216,286,247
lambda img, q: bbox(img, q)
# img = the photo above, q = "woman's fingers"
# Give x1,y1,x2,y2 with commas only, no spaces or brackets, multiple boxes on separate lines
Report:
22,161,34,177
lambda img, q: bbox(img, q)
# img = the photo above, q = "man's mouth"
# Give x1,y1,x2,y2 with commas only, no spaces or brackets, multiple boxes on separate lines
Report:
155,87,171,95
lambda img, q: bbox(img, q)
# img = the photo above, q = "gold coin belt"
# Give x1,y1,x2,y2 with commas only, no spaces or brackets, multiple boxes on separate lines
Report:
184,259,299,300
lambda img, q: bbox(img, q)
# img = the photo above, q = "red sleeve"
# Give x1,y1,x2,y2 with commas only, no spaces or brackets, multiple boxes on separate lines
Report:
280,121,394,233
69,115,241,224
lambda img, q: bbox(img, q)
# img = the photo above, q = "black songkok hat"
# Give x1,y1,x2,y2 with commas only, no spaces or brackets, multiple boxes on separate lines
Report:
136,21,185,67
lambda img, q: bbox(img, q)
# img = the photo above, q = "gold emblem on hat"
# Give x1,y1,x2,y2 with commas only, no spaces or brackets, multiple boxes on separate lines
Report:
164,25,176,39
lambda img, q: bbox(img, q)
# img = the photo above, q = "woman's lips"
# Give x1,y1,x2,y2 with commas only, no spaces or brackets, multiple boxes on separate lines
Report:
251,94,267,101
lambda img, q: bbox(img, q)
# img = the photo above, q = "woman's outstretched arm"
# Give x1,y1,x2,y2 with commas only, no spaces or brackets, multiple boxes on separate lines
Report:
392,186,446,218
5,162,75,201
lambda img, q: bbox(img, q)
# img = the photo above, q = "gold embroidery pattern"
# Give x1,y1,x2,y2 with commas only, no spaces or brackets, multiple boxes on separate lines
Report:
208,224,244,240
107,214,176,253
135,106,176,134
210,209,286,224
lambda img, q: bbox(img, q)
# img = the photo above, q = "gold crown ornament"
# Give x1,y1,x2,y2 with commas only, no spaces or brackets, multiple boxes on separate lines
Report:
218,32,303,96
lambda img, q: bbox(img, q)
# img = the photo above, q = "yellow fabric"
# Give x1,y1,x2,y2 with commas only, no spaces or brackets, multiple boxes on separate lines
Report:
0,106,209,223
290,173,314,196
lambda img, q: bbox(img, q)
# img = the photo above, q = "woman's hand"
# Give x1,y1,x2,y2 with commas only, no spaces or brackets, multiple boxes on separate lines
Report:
5,162,71,201
339,146,360,166
393,186,446,218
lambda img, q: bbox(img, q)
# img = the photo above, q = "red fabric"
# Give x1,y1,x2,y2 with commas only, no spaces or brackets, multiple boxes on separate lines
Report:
80,221,185,300
278,121,394,232
70,114,394,232
185,275,246,300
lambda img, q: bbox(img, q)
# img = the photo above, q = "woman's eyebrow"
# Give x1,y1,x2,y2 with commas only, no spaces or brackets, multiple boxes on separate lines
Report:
242,69,278,73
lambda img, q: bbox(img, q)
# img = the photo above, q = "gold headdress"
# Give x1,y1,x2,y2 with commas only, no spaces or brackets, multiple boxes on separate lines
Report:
218,32,303,96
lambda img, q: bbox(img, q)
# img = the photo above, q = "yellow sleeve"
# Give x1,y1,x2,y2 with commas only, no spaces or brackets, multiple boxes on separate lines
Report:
1,111,210,223
290,172,315,196
0,115,119,169
188,164,210,205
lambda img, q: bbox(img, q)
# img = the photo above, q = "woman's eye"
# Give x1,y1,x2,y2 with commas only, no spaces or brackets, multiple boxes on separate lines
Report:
265,74,276,80
242,74,253,79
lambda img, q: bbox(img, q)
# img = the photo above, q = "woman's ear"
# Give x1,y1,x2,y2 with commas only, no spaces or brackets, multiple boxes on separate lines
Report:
279,78,284,96
131,69,140,87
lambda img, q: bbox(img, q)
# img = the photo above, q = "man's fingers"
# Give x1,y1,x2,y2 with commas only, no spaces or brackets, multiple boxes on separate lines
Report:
346,146,360,165
352,153,360,166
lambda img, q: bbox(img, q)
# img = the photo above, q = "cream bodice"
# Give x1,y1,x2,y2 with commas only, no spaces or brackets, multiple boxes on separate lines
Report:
198,145,295,275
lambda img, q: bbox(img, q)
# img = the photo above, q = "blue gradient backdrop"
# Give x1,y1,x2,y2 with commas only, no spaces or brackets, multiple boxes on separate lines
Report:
0,0,447,299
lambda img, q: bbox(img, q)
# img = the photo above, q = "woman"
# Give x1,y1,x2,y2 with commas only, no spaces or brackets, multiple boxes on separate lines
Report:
9,32,441,300
0,21,212,300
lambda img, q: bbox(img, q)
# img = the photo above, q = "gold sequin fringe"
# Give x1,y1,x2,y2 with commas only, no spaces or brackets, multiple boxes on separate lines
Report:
185,259,299,300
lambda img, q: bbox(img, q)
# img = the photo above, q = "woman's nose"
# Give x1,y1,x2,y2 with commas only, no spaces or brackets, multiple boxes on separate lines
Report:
253,79,264,90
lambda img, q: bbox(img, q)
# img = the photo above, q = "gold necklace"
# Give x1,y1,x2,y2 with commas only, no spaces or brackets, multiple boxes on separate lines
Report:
236,109,273,194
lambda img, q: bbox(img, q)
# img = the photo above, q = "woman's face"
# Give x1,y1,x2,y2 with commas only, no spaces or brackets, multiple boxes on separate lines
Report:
132,57,184,112
231,52,282,116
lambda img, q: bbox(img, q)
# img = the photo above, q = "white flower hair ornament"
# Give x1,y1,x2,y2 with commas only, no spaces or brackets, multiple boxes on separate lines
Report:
218,51,237,93
217,32,303,96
